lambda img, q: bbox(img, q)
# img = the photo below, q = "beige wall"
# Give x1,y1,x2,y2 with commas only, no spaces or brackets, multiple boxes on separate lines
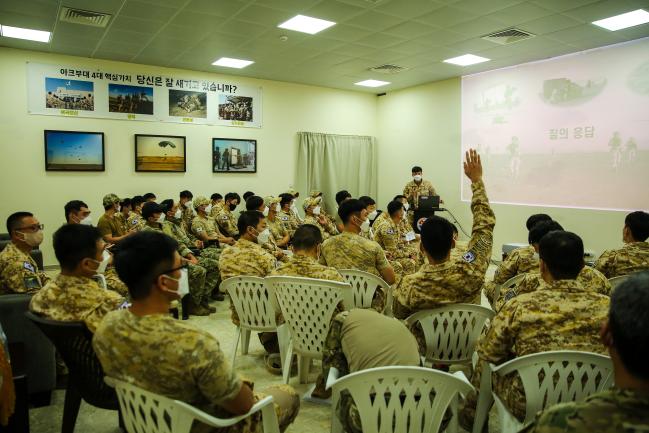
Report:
0,48,377,265
376,77,627,260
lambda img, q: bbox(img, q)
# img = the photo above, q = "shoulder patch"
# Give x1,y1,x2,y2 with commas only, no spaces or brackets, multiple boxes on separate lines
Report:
504,289,517,302
462,251,476,263
195,227,203,232
386,228,395,235
132,218,139,225
23,261,36,272
23,275,41,289
220,215,228,220
280,216,289,221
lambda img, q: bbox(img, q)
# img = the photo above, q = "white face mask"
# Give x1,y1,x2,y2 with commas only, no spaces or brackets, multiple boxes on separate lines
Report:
204,204,213,214
413,174,422,182
79,216,93,226
174,209,182,219
313,206,321,215
403,203,410,211
256,228,271,245
163,268,189,299
360,218,370,232
157,214,166,223
290,202,298,212
18,230,44,247
368,210,378,220
263,206,269,217
91,249,111,275
275,203,282,213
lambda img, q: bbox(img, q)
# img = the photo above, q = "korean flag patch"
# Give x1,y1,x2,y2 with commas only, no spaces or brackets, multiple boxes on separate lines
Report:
386,228,395,235
280,216,289,221
132,218,139,225
462,251,476,263
23,261,35,273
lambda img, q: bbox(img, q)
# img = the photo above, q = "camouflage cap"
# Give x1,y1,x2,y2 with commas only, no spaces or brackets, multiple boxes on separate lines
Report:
265,196,281,206
193,196,210,209
303,197,320,210
309,190,322,198
287,188,298,196
102,193,121,207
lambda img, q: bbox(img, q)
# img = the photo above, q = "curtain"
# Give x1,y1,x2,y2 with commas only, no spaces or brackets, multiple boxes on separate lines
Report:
296,132,377,215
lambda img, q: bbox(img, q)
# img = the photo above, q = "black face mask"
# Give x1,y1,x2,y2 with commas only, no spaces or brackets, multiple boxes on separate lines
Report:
229,203,237,211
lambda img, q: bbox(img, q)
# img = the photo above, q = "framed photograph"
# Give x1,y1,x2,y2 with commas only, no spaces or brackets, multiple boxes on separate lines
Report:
135,134,186,172
108,84,154,114
212,138,257,173
44,130,105,171
168,89,207,118
218,95,253,122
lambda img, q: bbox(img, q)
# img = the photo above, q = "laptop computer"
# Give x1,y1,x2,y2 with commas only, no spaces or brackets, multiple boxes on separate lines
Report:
418,195,441,210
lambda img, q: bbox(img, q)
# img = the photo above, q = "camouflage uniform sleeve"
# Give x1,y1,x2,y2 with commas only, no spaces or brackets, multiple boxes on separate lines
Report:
518,401,583,433
96,217,112,237
0,256,43,294
322,311,350,379
192,333,243,405
477,298,519,364
191,218,207,240
493,249,522,285
464,180,495,272
83,290,125,333
374,244,391,272
392,277,414,320
426,180,437,196
594,250,614,279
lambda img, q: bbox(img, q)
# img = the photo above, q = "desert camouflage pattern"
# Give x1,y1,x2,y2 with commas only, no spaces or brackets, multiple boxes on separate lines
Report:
520,388,649,433
372,216,418,275
595,241,649,278
29,274,124,332
267,216,289,245
393,180,495,320
272,254,345,282
126,211,145,232
181,203,195,233
278,210,300,236
214,207,239,237
191,215,223,239
97,214,126,239
484,245,538,304
93,310,299,433
104,267,129,297
303,215,337,240
0,242,49,295
209,201,225,219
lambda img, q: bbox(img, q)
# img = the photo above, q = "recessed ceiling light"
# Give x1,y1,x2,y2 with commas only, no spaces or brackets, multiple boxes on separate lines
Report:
592,9,649,31
443,54,490,66
0,25,51,43
278,15,336,34
355,79,390,88
211,57,254,69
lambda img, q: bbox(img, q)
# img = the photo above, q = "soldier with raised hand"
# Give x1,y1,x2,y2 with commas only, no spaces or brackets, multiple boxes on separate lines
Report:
520,271,649,433
393,149,495,322
595,210,649,278
93,231,300,433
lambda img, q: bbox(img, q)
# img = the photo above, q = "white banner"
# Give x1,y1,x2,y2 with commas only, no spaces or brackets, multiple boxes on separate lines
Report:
26,62,262,128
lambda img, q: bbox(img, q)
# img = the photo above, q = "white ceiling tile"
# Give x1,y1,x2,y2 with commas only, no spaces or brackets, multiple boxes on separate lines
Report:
321,24,372,42
184,0,249,17
236,4,293,26
111,15,166,34
448,16,511,39
304,1,367,22
487,2,554,25
253,0,320,12
119,1,179,22
452,0,524,15
343,10,404,31
388,39,437,55
414,6,480,27
383,21,438,39
375,0,444,19
415,28,468,47
355,32,405,49
520,13,583,35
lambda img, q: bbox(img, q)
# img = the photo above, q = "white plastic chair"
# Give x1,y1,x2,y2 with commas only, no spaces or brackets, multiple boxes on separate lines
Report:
405,304,494,368
338,269,391,314
222,276,287,369
105,376,280,433
472,350,613,433
264,275,351,384
608,275,630,291
492,273,526,307
326,366,474,433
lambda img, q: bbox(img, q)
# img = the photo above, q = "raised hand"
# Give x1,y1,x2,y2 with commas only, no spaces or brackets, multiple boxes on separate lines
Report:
463,148,483,183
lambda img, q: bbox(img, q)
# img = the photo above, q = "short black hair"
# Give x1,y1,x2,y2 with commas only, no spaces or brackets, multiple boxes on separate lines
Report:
246,195,264,211
114,231,178,300
625,211,649,241
53,224,102,271
358,196,375,208
528,220,564,245
411,166,422,173
292,224,323,251
609,271,649,380
142,202,165,219
539,231,584,280
420,216,455,261
243,191,255,201
210,193,223,201
6,211,33,233
338,199,365,224
387,200,403,217
159,199,174,213
120,198,132,209
237,210,264,234
526,213,552,231
225,192,239,203
179,190,193,200
143,193,156,201
279,193,293,207
131,195,145,209
393,194,406,202
335,190,351,205
64,200,88,221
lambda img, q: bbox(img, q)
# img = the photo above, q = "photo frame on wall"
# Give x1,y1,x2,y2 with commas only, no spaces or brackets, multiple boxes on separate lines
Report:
212,138,257,173
44,130,105,171
135,134,186,172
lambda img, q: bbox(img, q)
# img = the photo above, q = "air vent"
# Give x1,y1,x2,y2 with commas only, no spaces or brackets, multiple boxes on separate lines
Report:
482,28,535,45
59,7,112,28
368,64,409,74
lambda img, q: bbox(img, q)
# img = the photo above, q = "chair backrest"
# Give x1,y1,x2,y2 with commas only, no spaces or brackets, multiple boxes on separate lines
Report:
491,350,614,423
265,275,348,358
608,275,629,291
105,376,279,433
0,295,55,394
494,273,527,304
331,366,473,433
405,304,495,365
338,269,390,311
222,276,279,331
25,311,118,409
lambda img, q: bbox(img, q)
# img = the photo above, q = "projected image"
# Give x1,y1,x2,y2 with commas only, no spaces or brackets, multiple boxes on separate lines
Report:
627,60,649,95
45,78,94,111
540,77,606,106
473,83,520,114
44,130,104,171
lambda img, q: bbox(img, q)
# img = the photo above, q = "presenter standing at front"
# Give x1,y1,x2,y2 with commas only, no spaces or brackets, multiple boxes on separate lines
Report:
403,166,438,228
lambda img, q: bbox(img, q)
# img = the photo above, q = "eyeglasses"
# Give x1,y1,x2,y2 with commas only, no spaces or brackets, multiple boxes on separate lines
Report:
15,224,44,232
159,263,188,277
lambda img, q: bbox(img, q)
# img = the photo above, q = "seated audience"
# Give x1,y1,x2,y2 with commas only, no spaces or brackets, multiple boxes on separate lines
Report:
64,200,92,225
245,196,286,261
126,195,145,231
215,192,241,237
210,192,224,210
372,200,418,275
29,224,124,332
245,195,265,212
334,190,352,232
393,149,494,323
520,271,649,433
178,190,194,232
278,193,300,236
303,197,338,240
461,230,610,427
142,192,156,202
116,198,132,233
265,196,290,249
97,194,132,244
285,188,303,223
0,212,50,294
596,210,649,278
93,231,299,432
192,196,235,246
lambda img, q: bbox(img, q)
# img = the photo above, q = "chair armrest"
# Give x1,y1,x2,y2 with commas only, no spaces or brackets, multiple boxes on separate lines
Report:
176,396,275,428
325,367,340,390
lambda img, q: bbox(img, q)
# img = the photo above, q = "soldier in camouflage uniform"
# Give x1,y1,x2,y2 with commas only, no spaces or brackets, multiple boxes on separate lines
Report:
29,224,124,332
303,197,338,240
595,210,649,278
179,190,195,234
403,166,438,227
215,192,240,238
97,194,134,244
393,150,494,328
93,231,299,433
219,211,278,355
0,212,50,295
208,193,225,218
278,193,300,236
191,197,236,248
265,196,291,249
125,195,146,232
142,202,217,315
373,200,418,275
461,231,611,430
520,271,649,433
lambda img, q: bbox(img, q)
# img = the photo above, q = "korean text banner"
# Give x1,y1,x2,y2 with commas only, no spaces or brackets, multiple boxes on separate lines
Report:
26,62,262,128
